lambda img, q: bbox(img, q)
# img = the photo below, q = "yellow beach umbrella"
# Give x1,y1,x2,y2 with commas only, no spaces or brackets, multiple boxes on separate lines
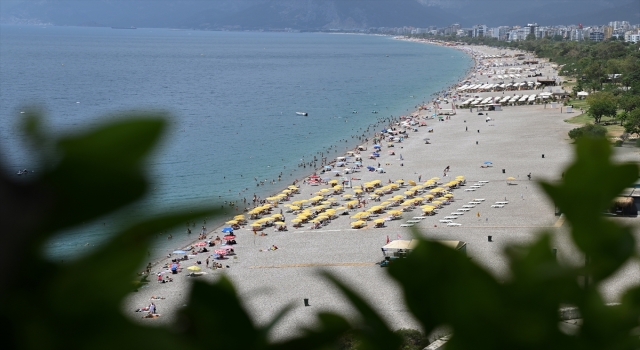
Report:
291,218,303,223
374,219,385,224
226,220,238,225
507,177,516,181
275,221,286,225
395,179,405,184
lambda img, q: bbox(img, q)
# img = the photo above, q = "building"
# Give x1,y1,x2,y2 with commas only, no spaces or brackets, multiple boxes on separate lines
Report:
527,23,538,38
472,24,487,38
625,30,640,43
609,21,630,31
589,31,604,42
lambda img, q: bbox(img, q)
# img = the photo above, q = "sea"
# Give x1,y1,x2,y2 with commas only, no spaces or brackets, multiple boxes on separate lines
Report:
0,25,471,261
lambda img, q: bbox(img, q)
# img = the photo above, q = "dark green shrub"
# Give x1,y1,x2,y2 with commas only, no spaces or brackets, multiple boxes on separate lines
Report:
568,123,607,140
614,140,623,147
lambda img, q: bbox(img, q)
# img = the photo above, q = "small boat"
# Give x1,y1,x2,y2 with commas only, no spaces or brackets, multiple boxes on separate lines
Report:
296,112,308,116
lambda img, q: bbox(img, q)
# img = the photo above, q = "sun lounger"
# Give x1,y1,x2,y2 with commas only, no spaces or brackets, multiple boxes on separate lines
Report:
478,181,489,184
491,204,504,208
406,220,421,223
443,216,457,220
462,205,475,208
400,224,414,227
496,201,509,205
446,222,462,227
439,219,453,223
451,212,464,216
469,201,482,204
464,189,476,192
412,216,427,220
457,208,470,212
474,198,485,201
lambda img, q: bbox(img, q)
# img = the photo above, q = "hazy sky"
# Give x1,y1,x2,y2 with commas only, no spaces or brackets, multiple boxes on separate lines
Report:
1,0,638,29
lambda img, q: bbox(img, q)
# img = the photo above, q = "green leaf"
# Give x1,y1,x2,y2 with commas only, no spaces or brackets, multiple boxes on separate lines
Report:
178,277,262,349
50,208,218,312
41,115,167,235
321,271,401,350
274,313,352,350
540,137,638,280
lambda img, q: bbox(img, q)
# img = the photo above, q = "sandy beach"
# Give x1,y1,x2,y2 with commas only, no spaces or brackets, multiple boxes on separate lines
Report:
124,43,640,339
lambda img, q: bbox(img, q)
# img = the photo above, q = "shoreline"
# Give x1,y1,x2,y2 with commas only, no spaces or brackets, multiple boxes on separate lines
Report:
144,39,478,269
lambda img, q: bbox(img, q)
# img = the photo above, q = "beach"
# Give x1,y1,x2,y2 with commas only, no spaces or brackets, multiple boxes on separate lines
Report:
124,43,640,339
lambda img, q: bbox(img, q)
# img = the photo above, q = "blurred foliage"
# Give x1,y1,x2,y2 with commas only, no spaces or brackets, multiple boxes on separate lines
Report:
1,111,639,350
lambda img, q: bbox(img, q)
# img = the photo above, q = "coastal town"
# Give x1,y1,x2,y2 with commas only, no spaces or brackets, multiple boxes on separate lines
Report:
367,20,640,43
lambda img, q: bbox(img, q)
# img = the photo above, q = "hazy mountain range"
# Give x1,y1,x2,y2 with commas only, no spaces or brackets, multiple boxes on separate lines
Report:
1,0,638,30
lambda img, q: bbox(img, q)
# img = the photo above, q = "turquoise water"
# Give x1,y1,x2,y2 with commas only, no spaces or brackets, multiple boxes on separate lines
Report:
0,25,471,259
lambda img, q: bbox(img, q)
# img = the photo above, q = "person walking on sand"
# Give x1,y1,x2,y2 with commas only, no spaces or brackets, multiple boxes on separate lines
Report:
527,173,532,180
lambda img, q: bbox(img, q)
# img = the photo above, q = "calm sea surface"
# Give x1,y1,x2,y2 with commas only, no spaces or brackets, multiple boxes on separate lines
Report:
0,25,471,260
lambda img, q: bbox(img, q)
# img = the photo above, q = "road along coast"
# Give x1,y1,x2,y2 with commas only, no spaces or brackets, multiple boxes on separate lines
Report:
124,43,639,340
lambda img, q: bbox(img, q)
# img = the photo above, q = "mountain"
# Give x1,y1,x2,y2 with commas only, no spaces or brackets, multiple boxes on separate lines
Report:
217,0,460,30
1,0,638,29
420,0,640,27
